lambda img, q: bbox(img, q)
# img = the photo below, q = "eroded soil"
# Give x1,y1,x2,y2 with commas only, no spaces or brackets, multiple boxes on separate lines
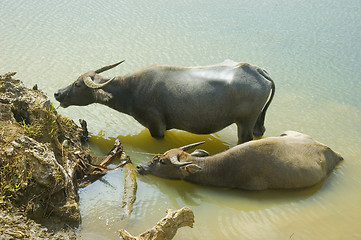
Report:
0,72,94,239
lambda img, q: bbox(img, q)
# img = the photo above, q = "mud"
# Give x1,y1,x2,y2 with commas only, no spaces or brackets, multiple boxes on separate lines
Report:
0,72,94,239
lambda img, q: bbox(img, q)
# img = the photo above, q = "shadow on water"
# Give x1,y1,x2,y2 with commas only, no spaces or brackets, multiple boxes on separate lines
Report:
88,128,232,159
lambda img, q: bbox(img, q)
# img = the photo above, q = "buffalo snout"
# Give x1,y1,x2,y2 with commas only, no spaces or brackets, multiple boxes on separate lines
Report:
54,90,62,101
54,89,65,103
54,88,71,108
136,164,147,175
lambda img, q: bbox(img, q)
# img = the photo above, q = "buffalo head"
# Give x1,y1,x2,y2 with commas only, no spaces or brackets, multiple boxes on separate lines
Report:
54,60,124,107
136,142,209,179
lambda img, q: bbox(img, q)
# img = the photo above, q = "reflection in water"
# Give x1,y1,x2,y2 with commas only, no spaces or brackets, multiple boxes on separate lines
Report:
2,0,361,239
89,128,232,159
80,129,343,240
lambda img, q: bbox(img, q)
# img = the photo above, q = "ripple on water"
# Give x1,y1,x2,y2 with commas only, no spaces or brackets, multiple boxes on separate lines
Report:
214,204,310,240
3,0,361,239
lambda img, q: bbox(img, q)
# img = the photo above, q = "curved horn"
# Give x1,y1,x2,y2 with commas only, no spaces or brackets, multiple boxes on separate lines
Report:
179,141,205,151
83,76,115,89
95,60,125,74
169,155,192,166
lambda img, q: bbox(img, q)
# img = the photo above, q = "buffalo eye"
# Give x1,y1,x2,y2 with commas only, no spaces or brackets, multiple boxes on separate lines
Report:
74,82,82,88
151,155,160,164
159,159,166,164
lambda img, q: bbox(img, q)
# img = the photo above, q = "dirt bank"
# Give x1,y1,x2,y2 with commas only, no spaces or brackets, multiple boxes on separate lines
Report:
0,72,94,239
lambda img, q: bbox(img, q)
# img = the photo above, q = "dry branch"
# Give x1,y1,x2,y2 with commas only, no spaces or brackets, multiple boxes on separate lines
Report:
78,138,138,218
119,207,194,240
120,154,137,218
79,137,123,187
99,137,123,167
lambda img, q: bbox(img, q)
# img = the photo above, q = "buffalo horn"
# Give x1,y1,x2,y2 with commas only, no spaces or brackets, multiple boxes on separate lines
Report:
169,155,192,166
83,76,115,89
95,60,125,74
179,141,205,151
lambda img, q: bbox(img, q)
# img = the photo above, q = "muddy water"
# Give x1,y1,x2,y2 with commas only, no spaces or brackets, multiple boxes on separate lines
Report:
1,0,360,239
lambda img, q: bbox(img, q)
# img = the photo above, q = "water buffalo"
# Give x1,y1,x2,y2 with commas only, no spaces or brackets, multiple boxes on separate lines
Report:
136,131,343,190
54,60,275,143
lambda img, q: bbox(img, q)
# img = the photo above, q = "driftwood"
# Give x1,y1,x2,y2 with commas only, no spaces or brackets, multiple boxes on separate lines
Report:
79,138,138,217
99,138,124,166
119,207,194,240
120,153,137,218
79,138,124,187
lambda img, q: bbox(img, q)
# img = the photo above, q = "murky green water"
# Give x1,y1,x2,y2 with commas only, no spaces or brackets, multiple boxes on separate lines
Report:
1,0,360,239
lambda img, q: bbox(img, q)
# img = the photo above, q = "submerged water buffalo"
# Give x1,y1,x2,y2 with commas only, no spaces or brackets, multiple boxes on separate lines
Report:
137,131,343,190
54,60,275,143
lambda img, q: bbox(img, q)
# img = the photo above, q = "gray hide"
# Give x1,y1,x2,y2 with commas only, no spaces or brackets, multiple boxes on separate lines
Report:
136,131,343,190
54,61,275,143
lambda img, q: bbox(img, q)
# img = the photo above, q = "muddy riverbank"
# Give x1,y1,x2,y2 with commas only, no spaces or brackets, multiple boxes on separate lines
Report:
0,72,93,239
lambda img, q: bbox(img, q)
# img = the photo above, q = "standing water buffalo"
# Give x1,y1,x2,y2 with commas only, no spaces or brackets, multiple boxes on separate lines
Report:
54,60,275,143
136,131,343,190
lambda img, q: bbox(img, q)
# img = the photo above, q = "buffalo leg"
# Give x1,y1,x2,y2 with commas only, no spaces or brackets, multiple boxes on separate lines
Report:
236,122,253,144
253,120,266,138
148,123,166,139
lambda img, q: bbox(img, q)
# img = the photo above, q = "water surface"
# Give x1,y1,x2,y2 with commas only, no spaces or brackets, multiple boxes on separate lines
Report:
1,1,360,239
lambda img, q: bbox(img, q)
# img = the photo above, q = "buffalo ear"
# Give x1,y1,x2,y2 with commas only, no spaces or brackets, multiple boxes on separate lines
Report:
95,89,113,102
180,164,201,176
190,149,209,157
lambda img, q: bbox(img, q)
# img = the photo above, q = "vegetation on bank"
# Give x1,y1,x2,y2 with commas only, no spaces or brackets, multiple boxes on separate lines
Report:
0,72,93,239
